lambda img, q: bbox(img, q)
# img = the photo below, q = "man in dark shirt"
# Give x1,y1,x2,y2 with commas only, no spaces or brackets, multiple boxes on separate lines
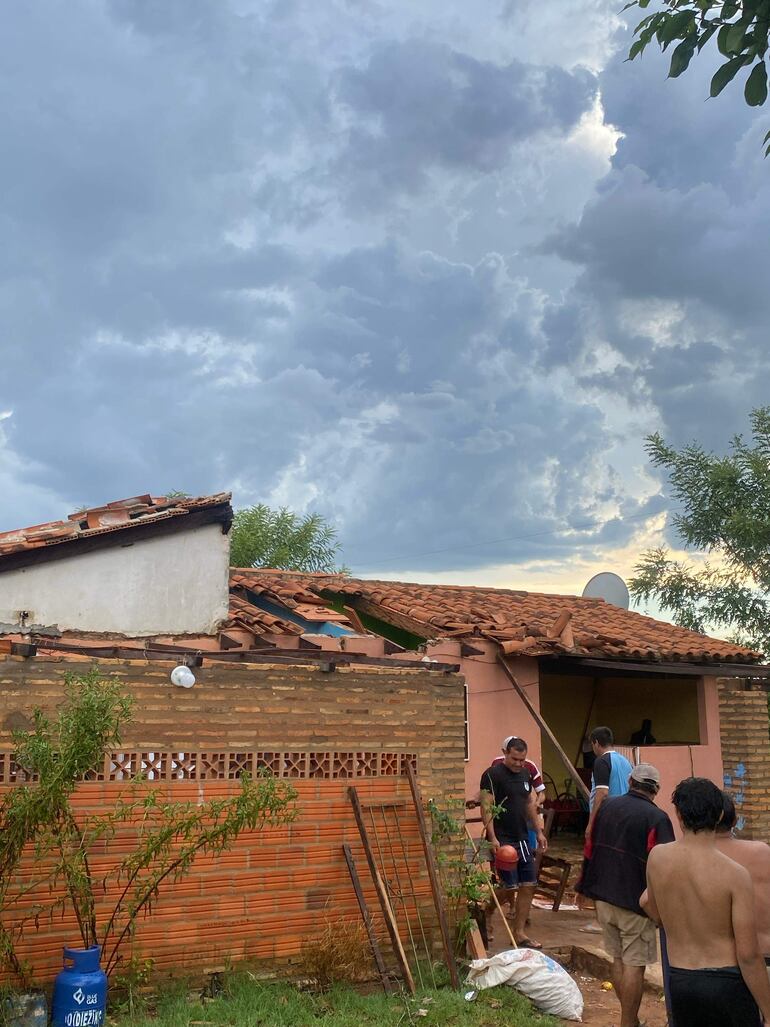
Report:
480,736,547,948
577,763,674,1027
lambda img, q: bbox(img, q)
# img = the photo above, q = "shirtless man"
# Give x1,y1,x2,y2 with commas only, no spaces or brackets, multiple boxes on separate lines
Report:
642,777,770,1026
716,792,770,976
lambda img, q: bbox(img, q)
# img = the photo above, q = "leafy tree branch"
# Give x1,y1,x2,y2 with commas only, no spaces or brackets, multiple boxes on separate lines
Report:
626,1,770,142
629,407,770,654
230,503,346,572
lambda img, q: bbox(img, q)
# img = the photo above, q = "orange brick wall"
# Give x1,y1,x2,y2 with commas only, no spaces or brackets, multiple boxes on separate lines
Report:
718,679,770,841
0,655,466,983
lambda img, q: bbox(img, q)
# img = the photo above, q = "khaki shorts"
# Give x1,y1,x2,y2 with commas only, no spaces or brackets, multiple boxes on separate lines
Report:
595,899,657,966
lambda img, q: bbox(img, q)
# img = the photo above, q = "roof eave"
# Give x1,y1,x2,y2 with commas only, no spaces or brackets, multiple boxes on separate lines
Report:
0,498,233,575
537,654,770,678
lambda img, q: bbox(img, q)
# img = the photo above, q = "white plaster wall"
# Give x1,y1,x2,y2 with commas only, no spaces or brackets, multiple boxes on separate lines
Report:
0,523,230,635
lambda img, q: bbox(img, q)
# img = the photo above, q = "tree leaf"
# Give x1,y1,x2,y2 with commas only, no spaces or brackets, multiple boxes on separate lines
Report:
697,24,718,53
710,54,751,96
745,60,769,105
721,2,739,18
669,38,696,78
726,22,747,54
763,128,770,143
628,39,646,61
718,24,732,57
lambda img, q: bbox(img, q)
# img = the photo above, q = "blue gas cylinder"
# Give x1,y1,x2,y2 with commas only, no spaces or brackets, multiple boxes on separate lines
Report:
51,946,107,1027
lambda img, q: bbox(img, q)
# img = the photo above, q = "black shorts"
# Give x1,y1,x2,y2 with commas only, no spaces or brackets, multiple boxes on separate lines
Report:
495,839,538,888
669,966,761,1027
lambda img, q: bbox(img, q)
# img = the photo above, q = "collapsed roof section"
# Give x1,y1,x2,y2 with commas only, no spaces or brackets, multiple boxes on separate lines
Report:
229,570,763,665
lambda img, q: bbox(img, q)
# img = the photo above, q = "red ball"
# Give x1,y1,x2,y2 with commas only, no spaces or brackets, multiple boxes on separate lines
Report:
495,844,520,869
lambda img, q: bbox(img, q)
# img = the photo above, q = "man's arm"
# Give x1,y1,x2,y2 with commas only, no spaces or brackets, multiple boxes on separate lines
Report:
479,787,500,852
585,789,607,838
639,883,660,924
584,754,609,839
732,868,770,1023
527,786,548,853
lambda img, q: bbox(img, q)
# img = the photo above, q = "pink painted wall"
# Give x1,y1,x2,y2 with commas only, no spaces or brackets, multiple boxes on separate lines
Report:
638,675,723,833
451,643,542,801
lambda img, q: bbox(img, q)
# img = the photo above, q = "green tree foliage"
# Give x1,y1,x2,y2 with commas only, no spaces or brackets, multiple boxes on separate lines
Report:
626,1,770,137
230,504,345,572
629,407,770,654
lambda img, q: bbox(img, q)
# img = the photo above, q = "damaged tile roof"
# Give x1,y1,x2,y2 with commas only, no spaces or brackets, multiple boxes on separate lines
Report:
229,570,355,632
234,570,763,664
0,493,232,562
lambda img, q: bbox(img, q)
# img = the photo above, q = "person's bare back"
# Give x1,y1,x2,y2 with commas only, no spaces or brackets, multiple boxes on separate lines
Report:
647,840,750,968
716,837,770,955
642,778,770,1026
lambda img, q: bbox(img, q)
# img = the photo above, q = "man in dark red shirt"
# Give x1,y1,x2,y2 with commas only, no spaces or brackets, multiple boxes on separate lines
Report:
577,763,674,1027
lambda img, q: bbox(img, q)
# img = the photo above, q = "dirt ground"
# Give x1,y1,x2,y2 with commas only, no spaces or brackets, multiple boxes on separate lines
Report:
485,902,670,1025
568,969,669,1027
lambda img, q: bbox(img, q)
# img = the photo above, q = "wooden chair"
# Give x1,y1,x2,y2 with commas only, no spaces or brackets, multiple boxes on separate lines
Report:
535,809,572,911
535,855,572,911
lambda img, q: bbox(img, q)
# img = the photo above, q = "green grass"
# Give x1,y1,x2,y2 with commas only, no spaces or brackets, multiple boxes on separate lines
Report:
112,971,561,1027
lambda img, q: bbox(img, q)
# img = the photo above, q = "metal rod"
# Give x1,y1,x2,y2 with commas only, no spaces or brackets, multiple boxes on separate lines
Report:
389,805,438,989
406,764,461,988
370,806,425,990
348,786,416,994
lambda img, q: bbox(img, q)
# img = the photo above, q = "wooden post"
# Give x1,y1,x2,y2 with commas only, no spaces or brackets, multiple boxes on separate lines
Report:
348,786,416,994
342,843,392,994
574,676,599,769
406,763,461,989
496,654,590,803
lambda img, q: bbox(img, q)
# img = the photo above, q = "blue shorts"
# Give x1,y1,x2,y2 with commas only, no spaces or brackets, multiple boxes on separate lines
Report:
496,842,538,888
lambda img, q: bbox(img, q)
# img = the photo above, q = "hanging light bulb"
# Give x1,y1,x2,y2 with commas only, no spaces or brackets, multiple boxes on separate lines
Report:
170,665,196,688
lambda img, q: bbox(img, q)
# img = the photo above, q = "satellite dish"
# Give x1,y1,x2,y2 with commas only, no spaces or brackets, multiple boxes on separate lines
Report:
582,572,630,609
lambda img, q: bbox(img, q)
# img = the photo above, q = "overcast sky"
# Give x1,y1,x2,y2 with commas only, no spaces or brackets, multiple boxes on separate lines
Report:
1,0,767,598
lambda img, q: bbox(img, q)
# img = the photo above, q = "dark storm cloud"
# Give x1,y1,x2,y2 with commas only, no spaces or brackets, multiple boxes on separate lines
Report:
336,38,597,204
536,31,770,458
3,0,749,578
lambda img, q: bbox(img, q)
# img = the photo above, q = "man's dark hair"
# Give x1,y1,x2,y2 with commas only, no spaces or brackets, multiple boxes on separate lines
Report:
505,736,527,753
672,777,724,833
590,726,613,747
631,779,658,797
718,792,737,833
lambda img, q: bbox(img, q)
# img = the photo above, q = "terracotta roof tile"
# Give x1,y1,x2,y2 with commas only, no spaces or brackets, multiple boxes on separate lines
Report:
0,493,232,562
229,570,355,632
232,570,762,664
224,595,303,637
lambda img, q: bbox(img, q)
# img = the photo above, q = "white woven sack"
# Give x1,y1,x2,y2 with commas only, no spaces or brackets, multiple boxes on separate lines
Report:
466,948,584,1021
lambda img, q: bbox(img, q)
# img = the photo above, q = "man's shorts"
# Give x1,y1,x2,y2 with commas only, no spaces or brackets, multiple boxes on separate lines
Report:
496,849,538,889
669,966,762,1026
595,899,657,966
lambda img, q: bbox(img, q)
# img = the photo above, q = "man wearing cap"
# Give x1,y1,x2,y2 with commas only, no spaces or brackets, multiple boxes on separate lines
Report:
480,736,548,948
577,764,674,1027
492,735,546,850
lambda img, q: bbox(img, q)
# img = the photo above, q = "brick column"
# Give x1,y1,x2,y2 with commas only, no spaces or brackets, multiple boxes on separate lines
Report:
718,679,770,840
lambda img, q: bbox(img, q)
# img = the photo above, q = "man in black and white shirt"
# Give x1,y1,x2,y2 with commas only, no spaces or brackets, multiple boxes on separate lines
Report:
480,736,548,948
